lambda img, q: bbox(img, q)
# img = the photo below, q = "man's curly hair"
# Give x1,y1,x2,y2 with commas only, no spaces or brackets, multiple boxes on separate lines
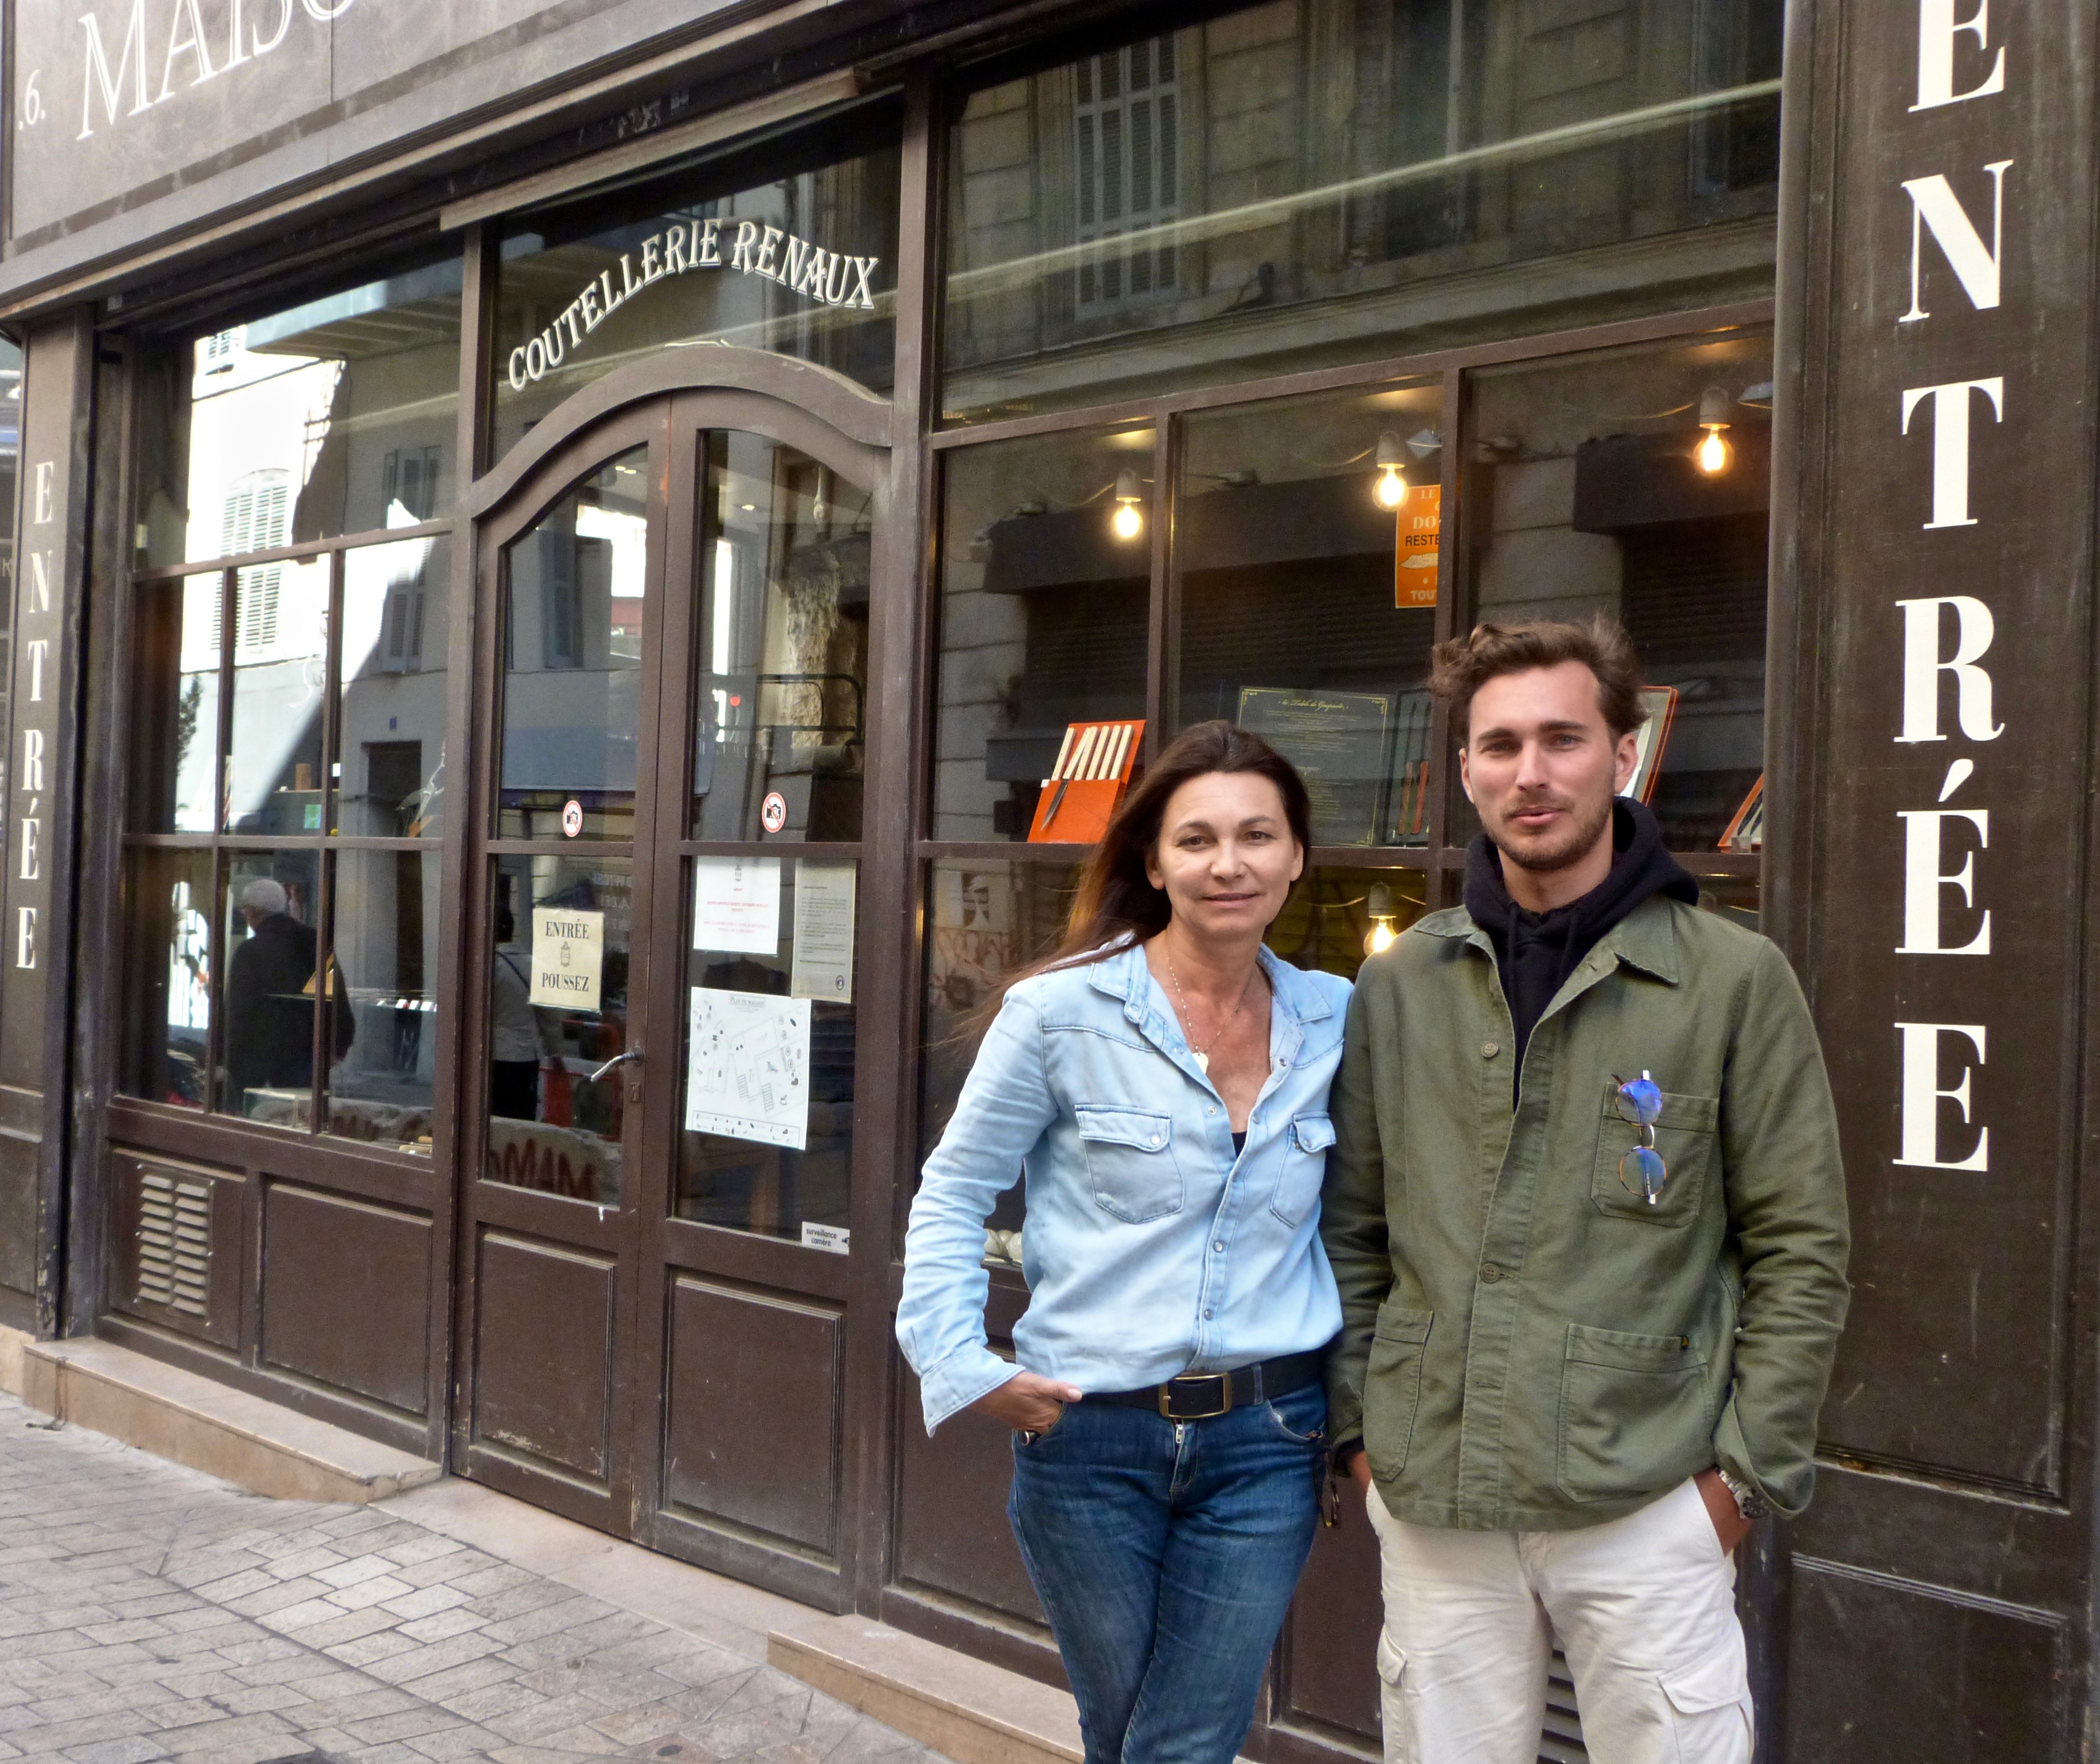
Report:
1429,616,1649,744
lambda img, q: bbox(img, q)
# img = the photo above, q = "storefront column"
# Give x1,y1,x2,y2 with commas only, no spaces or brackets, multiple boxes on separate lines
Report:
0,310,94,1337
1773,3,2099,1756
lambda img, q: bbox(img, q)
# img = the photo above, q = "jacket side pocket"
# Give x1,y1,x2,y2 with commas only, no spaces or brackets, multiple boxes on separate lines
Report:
1362,1307,1434,1481
1076,1105,1185,1223
1556,1321,1711,1503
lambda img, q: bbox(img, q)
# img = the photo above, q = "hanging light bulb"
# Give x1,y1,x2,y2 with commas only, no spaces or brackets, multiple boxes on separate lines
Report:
1373,431,1410,510
1364,883,1399,957
1111,468,1145,541
1694,386,1734,477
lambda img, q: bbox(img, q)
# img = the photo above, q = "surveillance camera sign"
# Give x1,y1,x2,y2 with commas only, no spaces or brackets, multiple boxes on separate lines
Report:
531,907,604,1009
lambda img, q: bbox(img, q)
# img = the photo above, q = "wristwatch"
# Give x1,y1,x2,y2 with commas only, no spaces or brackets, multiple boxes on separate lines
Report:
1718,1468,1771,1522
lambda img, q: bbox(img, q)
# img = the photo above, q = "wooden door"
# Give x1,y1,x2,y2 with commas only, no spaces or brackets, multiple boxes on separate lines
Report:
626,396,886,1609
453,406,673,1532
455,389,887,1608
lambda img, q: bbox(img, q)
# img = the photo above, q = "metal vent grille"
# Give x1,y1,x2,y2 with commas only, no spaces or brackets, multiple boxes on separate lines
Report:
136,1171,211,1316
1541,1649,1587,1762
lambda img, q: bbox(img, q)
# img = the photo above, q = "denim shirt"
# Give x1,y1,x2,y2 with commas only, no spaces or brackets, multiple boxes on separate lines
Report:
898,940,1351,1432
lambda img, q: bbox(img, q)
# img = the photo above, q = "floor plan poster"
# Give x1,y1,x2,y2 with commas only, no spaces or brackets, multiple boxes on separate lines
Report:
685,988,812,1150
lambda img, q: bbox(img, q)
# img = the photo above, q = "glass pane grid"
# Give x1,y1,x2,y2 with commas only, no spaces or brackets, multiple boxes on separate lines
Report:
121,524,453,1150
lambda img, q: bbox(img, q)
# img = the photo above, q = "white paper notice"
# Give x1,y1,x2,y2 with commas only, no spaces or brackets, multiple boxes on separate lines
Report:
790,862,857,1003
685,988,811,1150
693,856,782,954
530,908,604,1008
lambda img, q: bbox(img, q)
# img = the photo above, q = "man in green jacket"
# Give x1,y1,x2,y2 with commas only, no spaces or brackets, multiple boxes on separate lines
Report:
1322,619,1848,1764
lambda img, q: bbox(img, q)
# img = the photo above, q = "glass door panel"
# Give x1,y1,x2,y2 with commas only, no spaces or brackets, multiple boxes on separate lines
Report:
676,854,858,1241
693,433,869,841
498,449,650,839
483,853,635,1207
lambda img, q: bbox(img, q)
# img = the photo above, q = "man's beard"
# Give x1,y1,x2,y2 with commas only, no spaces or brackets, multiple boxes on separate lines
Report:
1490,791,1614,876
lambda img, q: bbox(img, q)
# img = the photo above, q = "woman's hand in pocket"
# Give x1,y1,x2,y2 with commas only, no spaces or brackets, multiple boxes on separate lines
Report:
973,1371,1084,1434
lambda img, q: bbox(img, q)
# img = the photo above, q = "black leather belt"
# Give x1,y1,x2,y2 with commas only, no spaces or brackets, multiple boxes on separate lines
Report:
1092,1349,1327,1421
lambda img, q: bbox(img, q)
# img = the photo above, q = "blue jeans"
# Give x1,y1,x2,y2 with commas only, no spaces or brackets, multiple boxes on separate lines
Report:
1007,1380,1328,1764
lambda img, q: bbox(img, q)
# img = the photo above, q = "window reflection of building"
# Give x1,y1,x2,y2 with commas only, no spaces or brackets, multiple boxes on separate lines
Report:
136,256,461,569
946,0,1782,420
1074,39,1181,313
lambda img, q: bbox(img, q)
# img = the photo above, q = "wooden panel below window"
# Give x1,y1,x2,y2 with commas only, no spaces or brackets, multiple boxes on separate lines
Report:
890,1374,1041,1627
1784,1558,2066,1762
1277,1490,1384,1744
260,1181,431,1415
662,1275,841,1557
472,1230,615,1483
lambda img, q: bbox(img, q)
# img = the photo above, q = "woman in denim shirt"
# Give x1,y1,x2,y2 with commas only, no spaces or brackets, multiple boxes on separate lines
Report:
899,721,1350,1764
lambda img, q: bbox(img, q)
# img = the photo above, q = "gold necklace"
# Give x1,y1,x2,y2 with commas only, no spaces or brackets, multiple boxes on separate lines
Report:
1164,951,1260,1074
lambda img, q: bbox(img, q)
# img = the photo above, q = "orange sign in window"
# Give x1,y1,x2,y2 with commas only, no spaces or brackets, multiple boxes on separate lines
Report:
1394,485,1443,608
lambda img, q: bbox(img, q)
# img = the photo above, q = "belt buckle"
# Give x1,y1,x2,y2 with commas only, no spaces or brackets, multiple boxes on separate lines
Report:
1158,1373,1233,1421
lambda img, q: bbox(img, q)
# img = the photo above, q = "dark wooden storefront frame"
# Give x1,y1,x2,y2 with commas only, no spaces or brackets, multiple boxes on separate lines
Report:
56,41,1811,1764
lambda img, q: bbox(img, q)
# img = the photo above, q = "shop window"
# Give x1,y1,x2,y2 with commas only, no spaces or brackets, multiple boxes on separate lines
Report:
133,247,461,569
219,850,321,1124
931,423,1154,842
225,556,328,834
322,850,439,1154
1459,329,1773,893
1172,377,1444,847
915,325,1774,1259
942,0,1782,422
119,536,451,1152
491,102,902,461
339,537,453,837
118,849,215,1110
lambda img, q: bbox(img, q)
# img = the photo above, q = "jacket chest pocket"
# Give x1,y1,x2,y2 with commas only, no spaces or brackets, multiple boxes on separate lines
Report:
1591,1083,1720,1227
1269,1112,1336,1226
1076,1105,1185,1223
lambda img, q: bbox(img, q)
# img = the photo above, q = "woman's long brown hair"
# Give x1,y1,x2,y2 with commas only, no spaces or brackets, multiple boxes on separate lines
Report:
993,720,1314,1008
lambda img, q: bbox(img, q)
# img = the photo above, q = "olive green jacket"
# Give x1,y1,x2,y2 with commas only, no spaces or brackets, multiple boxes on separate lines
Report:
1320,894,1849,1530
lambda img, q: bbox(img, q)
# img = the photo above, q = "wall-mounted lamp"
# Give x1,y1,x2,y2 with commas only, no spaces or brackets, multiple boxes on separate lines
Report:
1111,469,1146,541
1373,432,1410,510
1695,386,1734,477
1364,883,1399,956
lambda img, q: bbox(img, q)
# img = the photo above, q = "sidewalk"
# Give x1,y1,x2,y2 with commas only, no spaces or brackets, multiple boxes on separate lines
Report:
0,1391,943,1764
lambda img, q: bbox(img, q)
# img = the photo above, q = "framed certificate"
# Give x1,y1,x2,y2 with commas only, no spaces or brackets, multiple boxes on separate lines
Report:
1237,687,1395,847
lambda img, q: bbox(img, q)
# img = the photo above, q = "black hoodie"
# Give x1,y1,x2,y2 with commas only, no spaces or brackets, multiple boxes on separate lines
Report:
1463,798,1700,1101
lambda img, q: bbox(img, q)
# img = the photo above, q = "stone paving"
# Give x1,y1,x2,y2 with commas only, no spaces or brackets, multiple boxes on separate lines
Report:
0,1392,943,1764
